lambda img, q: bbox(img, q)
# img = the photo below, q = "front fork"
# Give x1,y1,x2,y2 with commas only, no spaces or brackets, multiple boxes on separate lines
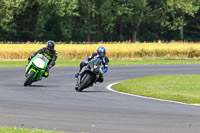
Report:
76,74,81,87
25,68,36,78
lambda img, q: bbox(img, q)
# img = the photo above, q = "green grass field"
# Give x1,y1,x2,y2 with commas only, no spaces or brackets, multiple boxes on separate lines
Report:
0,127,66,133
113,75,200,104
0,59,200,67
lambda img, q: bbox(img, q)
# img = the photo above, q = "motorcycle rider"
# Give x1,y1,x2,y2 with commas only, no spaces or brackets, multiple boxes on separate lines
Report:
75,46,109,82
28,40,58,78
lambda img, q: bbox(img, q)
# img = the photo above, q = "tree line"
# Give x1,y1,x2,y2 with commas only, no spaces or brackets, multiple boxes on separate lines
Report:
0,0,199,42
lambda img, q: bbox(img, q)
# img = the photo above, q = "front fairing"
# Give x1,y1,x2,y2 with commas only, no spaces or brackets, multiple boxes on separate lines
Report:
80,58,102,74
79,58,102,83
25,54,49,81
91,58,102,74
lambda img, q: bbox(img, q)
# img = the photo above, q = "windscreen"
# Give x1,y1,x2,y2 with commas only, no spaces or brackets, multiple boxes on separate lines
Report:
38,54,49,62
92,58,102,66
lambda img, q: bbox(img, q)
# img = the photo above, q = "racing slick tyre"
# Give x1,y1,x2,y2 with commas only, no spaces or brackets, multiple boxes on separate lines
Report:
24,71,35,86
77,73,91,92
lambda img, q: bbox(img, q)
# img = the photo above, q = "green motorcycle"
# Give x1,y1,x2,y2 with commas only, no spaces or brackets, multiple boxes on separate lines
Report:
24,54,49,86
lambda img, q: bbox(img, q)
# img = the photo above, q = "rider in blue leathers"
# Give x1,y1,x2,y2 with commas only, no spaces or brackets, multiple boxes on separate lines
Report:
75,46,109,82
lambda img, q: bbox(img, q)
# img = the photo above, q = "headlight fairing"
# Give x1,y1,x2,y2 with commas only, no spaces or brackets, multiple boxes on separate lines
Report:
33,58,45,69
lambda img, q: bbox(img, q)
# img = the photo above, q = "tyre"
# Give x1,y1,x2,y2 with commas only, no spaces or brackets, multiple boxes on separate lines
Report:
75,86,78,91
24,71,35,86
77,73,91,92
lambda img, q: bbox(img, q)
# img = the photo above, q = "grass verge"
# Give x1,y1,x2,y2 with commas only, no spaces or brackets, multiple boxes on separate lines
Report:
113,75,200,104
0,59,200,67
0,60,81,67
0,127,65,133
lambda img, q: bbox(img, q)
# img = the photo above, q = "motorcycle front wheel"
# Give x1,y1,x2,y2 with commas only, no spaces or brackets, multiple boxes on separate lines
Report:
24,71,35,86
77,73,91,92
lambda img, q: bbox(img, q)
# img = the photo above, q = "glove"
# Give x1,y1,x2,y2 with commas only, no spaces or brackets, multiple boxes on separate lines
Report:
28,56,32,61
28,54,36,61
28,54,35,61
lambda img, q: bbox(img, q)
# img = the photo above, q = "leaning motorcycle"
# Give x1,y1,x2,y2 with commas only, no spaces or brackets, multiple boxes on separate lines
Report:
75,58,104,92
24,54,49,86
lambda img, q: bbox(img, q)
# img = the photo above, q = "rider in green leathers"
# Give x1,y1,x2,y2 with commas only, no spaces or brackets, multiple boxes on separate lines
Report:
28,40,58,77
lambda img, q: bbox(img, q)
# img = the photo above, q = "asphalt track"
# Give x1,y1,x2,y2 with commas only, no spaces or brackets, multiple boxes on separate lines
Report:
0,64,200,133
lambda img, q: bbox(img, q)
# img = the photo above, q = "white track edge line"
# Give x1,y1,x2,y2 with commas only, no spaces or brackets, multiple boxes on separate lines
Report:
107,81,200,107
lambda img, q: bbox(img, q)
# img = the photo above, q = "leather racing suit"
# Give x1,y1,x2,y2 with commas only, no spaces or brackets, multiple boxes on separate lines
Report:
28,47,58,77
78,53,109,82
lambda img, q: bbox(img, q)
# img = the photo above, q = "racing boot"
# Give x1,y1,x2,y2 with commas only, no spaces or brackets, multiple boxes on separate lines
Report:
74,73,79,78
43,71,49,78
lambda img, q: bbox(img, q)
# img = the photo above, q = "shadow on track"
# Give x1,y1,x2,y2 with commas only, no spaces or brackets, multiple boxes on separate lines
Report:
23,85,59,88
75,90,111,93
